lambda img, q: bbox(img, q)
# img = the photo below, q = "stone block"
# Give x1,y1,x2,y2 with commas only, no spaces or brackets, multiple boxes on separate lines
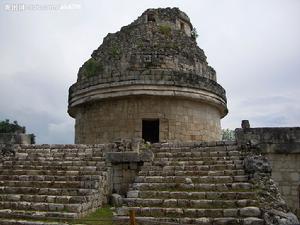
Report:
240,207,261,217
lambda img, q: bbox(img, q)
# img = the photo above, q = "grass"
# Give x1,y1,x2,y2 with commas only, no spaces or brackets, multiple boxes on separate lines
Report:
72,206,114,225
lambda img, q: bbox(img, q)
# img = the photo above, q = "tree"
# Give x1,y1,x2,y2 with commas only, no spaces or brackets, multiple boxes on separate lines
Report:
0,119,25,133
222,129,235,141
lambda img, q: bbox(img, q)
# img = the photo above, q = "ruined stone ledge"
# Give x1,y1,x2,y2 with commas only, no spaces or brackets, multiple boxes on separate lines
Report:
69,70,226,102
105,151,153,163
235,127,300,154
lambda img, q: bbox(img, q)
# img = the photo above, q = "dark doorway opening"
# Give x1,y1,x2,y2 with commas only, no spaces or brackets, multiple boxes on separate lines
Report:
142,119,159,143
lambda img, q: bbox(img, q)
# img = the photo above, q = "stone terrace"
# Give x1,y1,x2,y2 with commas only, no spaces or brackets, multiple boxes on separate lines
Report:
117,142,264,225
0,144,109,225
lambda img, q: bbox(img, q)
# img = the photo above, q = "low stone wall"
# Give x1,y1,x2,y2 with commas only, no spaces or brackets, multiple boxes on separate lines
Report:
235,125,300,216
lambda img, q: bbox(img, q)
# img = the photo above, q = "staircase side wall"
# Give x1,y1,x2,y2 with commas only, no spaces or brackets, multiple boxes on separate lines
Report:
235,127,300,216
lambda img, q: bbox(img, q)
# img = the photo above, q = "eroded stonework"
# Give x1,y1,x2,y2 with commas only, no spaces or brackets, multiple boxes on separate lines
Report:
68,7,227,143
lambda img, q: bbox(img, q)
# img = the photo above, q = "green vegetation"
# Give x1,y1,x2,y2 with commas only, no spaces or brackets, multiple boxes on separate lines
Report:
191,27,198,40
159,24,172,37
222,129,235,141
73,206,114,225
83,58,103,78
0,119,25,133
109,44,122,59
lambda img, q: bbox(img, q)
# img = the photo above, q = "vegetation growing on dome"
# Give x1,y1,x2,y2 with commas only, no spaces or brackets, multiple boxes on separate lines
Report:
191,27,198,40
159,24,172,37
83,58,103,78
109,44,121,59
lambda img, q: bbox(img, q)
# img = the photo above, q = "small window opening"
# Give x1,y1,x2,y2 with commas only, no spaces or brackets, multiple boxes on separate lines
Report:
142,119,159,143
147,13,156,22
180,22,185,31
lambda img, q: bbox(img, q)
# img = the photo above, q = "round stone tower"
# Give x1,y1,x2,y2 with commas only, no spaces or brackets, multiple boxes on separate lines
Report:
68,7,228,144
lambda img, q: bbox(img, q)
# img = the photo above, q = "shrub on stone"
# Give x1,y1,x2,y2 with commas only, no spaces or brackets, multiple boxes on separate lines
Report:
83,58,103,78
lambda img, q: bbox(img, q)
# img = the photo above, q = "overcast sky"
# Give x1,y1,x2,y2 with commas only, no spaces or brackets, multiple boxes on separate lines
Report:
0,0,299,144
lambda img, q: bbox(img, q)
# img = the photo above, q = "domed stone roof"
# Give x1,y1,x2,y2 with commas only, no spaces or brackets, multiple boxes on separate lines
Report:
68,7,227,123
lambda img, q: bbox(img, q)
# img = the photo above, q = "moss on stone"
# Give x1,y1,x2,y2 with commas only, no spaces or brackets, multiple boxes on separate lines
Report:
159,24,172,37
83,58,103,78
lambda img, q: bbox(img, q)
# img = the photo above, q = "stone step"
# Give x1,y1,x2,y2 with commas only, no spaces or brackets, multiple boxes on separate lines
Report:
0,165,104,172
1,160,105,167
18,145,104,152
139,169,245,176
0,209,77,219
2,157,105,163
0,175,103,182
118,206,262,218
0,186,99,196
135,175,249,183
152,147,239,154
141,164,244,172
155,151,241,158
124,198,257,208
0,169,104,176
0,180,100,189
154,155,243,162
0,201,88,213
0,219,68,225
132,182,253,191
0,194,100,204
116,216,263,225
135,190,256,200
14,151,104,158
153,142,237,150
152,160,243,166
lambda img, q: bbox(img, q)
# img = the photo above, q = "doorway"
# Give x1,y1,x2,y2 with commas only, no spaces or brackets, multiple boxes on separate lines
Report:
142,119,159,143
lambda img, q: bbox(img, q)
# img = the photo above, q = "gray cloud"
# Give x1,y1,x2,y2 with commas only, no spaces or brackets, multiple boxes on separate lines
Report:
0,0,299,143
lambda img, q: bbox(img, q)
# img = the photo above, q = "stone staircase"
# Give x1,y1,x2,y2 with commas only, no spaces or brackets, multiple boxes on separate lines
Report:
117,142,264,225
0,144,109,225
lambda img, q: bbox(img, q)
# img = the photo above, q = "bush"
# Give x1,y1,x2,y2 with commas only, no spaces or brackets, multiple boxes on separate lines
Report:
191,27,198,40
83,58,103,78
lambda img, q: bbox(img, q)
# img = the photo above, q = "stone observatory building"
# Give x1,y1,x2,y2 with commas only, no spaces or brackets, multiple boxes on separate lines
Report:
68,7,228,144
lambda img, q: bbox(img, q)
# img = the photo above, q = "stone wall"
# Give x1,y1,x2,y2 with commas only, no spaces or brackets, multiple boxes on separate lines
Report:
267,153,300,215
74,96,222,144
235,126,300,216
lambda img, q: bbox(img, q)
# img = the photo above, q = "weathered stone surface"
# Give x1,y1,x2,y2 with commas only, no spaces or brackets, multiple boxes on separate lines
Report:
68,7,228,144
111,194,123,207
0,144,109,223
264,209,300,225
240,207,261,217
243,217,264,225
116,142,265,223
244,155,271,174
236,125,300,217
